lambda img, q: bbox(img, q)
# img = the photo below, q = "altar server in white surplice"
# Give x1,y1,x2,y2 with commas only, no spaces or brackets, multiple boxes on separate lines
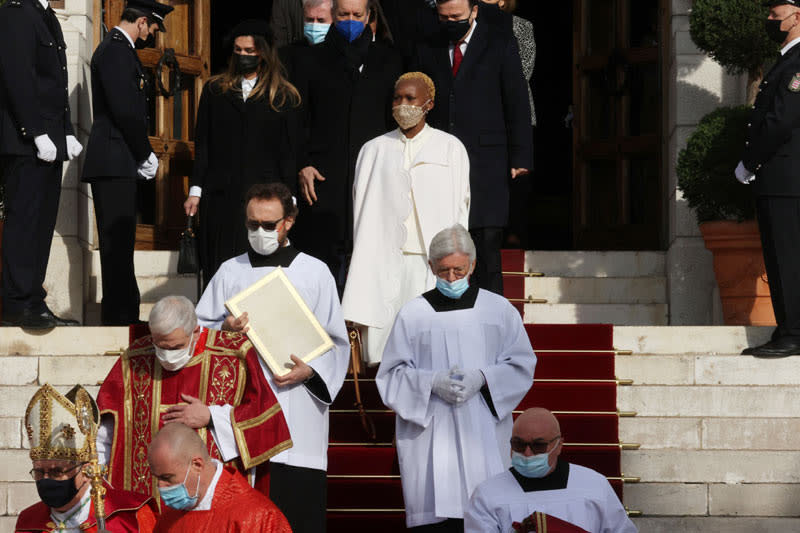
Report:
343,72,470,365
195,182,349,533
464,408,637,533
376,224,536,531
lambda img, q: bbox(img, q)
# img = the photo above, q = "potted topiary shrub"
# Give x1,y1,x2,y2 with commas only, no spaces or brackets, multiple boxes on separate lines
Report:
677,106,775,326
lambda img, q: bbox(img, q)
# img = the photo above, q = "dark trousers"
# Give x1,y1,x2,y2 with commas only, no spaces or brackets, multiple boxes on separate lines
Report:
470,227,504,295
1,156,62,317
269,462,327,533
756,196,800,338
91,178,140,325
410,519,464,532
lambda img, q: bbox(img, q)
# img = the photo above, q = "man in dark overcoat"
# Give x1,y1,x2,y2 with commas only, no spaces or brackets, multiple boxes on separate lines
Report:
412,0,532,295
740,0,800,357
0,0,82,328
291,0,403,287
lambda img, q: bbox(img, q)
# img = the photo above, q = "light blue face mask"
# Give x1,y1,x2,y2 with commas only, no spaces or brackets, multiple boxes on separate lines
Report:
304,22,330,45
511,449,556,479
335,19,366,42
436,276,470,299
159,463,200,510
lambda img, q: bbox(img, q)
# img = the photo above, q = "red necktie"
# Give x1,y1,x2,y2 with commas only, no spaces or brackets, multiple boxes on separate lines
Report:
452,43,463,77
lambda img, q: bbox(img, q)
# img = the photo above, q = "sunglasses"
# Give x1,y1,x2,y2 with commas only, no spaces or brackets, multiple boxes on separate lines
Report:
510,435,561,455
246,217,284,232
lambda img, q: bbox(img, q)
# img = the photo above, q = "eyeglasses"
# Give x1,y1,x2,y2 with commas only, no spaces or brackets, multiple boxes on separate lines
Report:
510,435,561,455
30,463,85,481
245,217,284,232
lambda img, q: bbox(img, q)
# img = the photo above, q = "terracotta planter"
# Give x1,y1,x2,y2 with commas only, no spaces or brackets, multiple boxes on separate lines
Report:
700,220,776,326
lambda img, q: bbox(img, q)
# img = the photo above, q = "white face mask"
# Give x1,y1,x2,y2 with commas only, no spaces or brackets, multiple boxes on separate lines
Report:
248,227,280,256
154,336,196,372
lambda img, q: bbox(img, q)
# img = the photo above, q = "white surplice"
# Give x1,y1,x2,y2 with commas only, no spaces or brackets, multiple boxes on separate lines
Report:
376,288,536,527
343,125,470,364
195,250,350,471
464,465,638,533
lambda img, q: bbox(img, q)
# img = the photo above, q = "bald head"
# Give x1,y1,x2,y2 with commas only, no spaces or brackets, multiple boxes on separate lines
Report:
513,407,560,441
150,422,209,465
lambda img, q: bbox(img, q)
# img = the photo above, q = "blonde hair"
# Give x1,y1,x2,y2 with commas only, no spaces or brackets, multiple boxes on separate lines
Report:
396,72,436,102
209,35,301,111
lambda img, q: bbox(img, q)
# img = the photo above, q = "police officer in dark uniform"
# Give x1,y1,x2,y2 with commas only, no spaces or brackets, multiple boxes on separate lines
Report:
739,0,800,357
0,0,83,328
81,0,173,326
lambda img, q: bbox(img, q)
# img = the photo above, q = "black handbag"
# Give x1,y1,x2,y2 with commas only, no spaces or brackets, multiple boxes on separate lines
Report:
177,216,199,274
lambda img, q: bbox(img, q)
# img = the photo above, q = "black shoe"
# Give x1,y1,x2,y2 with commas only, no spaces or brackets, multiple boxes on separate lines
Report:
741,337,800,358
1,309,57,329
42,308,79,327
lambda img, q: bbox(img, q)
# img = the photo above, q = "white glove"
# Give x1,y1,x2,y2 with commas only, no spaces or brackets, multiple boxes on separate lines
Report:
452,368,485,403
735,161,755,185
34,134,57,163
137,152,159,180
432,371,463,404
65,135,83,160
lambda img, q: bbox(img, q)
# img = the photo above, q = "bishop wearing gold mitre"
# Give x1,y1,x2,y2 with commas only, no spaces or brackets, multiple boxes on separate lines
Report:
96,295,292,499
15,384,158,533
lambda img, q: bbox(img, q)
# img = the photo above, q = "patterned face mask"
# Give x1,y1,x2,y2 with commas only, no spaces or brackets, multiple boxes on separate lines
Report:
392,100,431,130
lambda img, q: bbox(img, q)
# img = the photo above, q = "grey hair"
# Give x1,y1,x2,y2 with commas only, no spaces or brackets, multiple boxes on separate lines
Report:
428,224,476,265
303,0,331,9
148,295,198,336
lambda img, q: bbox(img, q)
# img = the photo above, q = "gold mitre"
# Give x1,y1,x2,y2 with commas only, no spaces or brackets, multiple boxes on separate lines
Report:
25,384,99,463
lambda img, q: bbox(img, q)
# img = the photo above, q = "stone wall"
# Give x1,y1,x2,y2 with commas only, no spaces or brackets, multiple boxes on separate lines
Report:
665,0,747,325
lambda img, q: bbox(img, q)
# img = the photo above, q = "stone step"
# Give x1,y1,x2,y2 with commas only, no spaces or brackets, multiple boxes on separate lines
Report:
616,353,800,385
87,274,199,304
524,251,666,278
89,250,179,277
523,303,669,325
617,385,800,418
525,277,667,304
631,517,800,533
614,326,773,354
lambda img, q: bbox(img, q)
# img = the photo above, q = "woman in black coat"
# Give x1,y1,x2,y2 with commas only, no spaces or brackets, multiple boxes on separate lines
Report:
184,20,301,285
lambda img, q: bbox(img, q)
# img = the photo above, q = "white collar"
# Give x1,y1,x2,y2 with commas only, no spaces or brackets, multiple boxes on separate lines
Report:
50,488,91,531
193,460,223,512
38,0,49,9
114,26,137,49
242,77,258,88
462,19,477,46
783,36,800,55
400,123,431,143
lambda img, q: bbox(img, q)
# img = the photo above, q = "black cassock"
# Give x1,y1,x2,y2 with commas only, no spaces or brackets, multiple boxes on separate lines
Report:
290,26,403,285
191,79,300,284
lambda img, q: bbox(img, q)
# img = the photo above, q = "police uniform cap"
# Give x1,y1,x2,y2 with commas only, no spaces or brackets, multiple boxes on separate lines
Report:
126,0,174,32
763,0,800,7
225,19,274,49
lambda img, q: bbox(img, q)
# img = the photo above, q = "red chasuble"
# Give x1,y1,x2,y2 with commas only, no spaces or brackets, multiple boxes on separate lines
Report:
97,328,292,499
512,512,590,533
154,466,292,533
15,483,158,533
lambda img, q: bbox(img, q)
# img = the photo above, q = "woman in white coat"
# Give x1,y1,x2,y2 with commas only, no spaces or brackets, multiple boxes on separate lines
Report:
342,72,471,364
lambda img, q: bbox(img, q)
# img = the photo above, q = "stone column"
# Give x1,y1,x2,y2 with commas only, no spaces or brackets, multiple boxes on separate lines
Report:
666,0,746,325
44,0,94,322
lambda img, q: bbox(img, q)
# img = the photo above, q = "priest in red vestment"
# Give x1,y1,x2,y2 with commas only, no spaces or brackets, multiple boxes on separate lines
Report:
17,384,158,533
149,423,291,532
96,295,292,499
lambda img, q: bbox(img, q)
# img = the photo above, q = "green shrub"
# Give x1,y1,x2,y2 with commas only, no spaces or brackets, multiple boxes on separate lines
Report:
677,106,756,223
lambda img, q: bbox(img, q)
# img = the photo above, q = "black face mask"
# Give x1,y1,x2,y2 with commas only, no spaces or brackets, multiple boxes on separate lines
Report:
441,17,472,43
36,475,80,509
766,17,792,44
235,54,261,75
136,33,156,49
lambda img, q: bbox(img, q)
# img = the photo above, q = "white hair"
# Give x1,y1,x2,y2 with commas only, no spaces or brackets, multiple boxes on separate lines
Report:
428,224,476,265
148,295,198,336
303,0,331,9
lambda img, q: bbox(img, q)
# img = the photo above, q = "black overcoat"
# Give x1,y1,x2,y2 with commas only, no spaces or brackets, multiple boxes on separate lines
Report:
82,28,152,180
0,0,73,159
412,20,533,229
291,26,403,255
